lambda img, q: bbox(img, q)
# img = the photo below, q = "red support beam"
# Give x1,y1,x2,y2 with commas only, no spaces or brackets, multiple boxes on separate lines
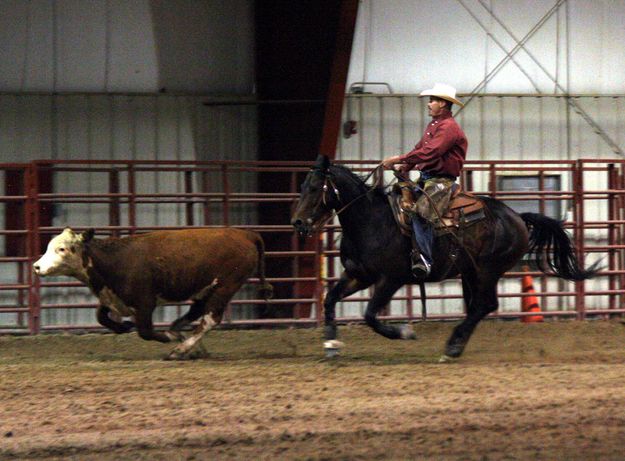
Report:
319,0,359,159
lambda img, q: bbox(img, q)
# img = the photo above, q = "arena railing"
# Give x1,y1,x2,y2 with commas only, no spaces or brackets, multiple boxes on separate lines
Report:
0,158,623,334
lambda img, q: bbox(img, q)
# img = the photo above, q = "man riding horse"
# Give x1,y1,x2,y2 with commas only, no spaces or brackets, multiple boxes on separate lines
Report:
382,83,467,279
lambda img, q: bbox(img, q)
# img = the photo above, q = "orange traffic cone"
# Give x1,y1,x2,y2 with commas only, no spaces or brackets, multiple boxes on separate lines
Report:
521,266,543,323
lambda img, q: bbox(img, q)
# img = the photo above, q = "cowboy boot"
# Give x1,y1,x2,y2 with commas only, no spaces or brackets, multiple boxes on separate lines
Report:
399,182,417,213
410,249,431,278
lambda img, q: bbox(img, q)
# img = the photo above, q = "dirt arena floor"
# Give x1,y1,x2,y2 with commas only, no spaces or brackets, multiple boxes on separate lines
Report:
1,319,624,460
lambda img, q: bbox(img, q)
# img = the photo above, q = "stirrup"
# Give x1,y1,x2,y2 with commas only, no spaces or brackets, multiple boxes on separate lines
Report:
411,252,431,278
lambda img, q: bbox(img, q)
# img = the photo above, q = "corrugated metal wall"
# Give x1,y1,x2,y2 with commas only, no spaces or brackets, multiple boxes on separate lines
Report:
332,93,623,317
0,94,259,327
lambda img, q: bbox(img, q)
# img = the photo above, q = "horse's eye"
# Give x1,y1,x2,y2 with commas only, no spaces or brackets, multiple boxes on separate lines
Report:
58,247,66,254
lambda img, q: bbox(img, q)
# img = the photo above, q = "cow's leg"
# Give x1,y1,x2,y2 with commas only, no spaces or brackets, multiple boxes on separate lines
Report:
166,286,234,360
134,306,178,343
166,310,222,360
96,305,135,334
169,278,219,333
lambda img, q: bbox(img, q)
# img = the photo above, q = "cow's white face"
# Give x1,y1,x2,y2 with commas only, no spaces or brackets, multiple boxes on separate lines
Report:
33,228,85,277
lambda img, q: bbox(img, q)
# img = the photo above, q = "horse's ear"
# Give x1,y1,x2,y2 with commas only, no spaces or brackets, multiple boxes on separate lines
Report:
315,154,331,172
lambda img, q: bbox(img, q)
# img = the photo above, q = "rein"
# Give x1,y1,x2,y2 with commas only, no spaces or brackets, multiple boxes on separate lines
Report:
316,164,385,229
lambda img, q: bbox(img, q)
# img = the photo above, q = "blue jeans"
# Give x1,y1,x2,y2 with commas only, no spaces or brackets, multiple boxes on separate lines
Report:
411,216,433,265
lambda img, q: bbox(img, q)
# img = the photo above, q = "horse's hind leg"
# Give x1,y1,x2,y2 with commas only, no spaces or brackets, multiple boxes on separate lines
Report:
324,271,370,340
442,276,498,360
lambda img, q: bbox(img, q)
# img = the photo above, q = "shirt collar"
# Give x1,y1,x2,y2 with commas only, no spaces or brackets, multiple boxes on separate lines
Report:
431,110,453,122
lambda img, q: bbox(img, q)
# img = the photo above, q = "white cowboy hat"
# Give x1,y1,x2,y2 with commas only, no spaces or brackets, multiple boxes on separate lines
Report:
420,83,464,107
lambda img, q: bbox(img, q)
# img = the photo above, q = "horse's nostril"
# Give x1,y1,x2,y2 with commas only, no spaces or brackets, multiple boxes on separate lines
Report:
292,218,303,228
33,265,40,273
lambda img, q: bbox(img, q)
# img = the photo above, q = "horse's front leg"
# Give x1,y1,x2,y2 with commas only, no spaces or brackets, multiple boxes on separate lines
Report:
364,278,414,340
323,271,370,340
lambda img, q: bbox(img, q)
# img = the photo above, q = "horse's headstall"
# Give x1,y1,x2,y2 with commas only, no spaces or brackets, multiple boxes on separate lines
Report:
322,176,340,206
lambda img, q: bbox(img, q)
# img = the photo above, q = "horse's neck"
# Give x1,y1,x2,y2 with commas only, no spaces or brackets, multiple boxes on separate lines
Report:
335,185,383,236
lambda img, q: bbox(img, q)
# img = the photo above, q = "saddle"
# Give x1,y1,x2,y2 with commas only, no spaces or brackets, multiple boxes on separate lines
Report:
388,180,486,236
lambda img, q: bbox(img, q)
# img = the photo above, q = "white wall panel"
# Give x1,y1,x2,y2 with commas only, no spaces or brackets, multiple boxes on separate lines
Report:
349,0,625,95
0,0,254,93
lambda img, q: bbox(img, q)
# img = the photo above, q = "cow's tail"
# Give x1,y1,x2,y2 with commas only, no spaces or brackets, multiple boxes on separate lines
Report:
521,212,599,281
250,231,274,300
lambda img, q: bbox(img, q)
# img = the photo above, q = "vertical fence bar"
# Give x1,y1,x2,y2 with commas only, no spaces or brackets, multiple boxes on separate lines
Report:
26,164,41,334
202,170,211,226
185,170,194,227
290,170,301,319
607,164,616,312
109,168,120,237
222,164,230,226
314,232,324,326
127,163,136,234
488,162,497,198
222,164,231,322
615,163,625,306
574,160,586,320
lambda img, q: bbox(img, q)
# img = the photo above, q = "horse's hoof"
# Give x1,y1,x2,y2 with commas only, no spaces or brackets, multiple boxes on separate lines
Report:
399,324,417,340
438,354,456,363
323,340,345,358
445,342,465,358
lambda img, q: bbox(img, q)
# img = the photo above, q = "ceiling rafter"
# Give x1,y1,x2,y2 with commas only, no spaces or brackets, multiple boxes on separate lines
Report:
457,0,624,156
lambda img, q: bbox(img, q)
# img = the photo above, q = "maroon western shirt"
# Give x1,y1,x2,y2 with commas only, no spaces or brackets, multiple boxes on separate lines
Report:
398,111,468,178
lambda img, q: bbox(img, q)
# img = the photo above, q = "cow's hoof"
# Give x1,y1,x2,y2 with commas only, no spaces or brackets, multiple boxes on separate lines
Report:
323,340,345,358
164,349,190,361
163,331,185,343
120,321,135,333
399,324,417,340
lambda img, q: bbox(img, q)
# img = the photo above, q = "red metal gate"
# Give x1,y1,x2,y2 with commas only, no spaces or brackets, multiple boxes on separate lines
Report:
1,158,623,334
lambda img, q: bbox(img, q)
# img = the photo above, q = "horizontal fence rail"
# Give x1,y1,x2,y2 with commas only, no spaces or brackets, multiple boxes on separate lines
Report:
0,158,623,334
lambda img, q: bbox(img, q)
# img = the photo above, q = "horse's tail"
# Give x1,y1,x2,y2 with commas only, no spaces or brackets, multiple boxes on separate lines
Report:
521,213,599,281
249,231,274,300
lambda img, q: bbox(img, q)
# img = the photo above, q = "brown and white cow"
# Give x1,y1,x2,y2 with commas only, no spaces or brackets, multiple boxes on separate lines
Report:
33,227,272,359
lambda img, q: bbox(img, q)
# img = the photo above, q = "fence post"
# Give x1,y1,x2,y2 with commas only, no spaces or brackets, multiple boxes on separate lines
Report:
607,164,616,312
127,163,136,234
574,160,586,320
109,168,120,237
222,164,230,226
185,170,194,227
314,232,324,327
26,163,41,335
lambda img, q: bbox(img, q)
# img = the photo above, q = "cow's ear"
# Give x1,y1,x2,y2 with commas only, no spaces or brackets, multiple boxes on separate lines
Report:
315,154,331,172
80,228,95,243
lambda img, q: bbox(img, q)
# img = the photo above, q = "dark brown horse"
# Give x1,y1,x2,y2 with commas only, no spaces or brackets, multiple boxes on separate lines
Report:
291,155,597,361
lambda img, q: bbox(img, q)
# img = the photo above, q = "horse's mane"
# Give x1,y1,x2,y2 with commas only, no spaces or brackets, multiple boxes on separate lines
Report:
330,164,387,196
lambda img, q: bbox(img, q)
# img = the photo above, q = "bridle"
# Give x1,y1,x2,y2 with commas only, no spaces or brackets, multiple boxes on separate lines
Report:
314,164,385,227
321,176,341,207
